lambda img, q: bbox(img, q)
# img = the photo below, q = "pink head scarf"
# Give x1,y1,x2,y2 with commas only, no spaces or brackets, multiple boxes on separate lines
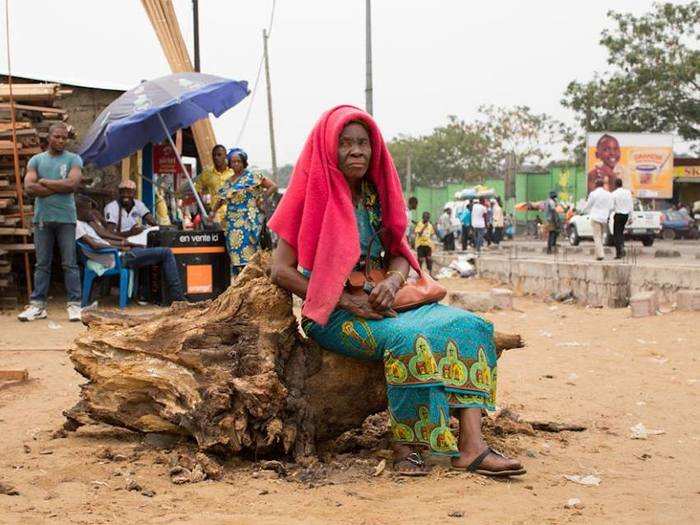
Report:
268,105,419,325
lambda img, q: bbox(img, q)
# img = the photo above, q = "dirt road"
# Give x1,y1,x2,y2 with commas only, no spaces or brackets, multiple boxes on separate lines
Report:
1,280,698,524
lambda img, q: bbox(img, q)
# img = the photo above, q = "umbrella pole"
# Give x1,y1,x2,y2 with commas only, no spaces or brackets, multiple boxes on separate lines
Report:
156,114,209,225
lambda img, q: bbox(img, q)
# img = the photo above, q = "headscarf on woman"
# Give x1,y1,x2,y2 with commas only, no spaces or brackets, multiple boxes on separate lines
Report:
268,105,419,325
227,147,248,166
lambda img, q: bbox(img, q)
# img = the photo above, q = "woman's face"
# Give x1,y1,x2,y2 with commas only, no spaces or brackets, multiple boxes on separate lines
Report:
229,154,246,174
338,123,371,183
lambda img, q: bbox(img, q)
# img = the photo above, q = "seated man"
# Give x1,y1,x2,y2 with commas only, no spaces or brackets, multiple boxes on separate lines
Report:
104,180,157,236
76,199,185,305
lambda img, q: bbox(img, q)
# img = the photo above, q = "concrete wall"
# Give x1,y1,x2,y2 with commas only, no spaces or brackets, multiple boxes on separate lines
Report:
475,256,700,307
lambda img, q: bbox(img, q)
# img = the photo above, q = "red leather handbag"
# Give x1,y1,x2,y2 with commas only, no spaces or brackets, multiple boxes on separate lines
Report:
347,229,446,311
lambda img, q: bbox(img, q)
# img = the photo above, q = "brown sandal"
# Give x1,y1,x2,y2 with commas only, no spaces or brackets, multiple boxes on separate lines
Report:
452,447,526,477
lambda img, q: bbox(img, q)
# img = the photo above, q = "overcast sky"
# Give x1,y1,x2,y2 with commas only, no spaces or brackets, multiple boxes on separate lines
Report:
1,1,693,169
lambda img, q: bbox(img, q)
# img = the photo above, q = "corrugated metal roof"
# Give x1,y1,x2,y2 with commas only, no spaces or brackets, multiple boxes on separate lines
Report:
0,68,129,91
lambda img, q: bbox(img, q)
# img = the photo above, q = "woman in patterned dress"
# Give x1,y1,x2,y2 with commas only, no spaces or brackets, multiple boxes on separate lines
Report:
269,106,525,477
209,148,277,277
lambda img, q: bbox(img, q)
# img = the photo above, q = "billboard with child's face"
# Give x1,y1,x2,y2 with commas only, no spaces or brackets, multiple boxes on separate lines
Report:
586,133,674,198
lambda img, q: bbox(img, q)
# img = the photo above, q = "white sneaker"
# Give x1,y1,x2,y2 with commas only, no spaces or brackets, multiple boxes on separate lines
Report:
67,304,82,322
18,304,47,322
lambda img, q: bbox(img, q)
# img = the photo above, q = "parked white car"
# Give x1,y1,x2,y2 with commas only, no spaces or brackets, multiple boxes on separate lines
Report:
566,201,661,247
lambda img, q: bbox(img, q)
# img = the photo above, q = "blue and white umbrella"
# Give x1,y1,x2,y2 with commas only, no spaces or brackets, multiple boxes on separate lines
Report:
79,72,249,219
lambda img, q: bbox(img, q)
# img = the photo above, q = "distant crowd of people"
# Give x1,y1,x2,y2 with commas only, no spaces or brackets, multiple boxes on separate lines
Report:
406,196,515,276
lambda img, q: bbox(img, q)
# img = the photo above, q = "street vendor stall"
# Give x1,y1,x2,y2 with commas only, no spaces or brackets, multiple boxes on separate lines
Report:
78,72,249,302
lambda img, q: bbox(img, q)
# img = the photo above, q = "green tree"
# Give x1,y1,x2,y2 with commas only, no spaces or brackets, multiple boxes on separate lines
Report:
476,105,575,169
388,116,494,187
388,108,572,188
562,2,699,147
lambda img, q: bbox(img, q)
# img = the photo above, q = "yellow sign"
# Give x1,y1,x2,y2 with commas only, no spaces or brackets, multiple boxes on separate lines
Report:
586,133,674,198
673,165,700,179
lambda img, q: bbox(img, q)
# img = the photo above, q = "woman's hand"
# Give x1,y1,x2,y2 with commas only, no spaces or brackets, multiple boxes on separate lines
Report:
368,274,402,312
338,292,395,320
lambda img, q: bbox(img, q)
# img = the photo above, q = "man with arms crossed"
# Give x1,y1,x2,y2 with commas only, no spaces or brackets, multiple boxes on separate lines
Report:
19,123,83,322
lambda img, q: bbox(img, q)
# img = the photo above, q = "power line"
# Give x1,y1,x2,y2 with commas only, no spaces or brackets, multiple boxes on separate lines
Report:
235,0,276,145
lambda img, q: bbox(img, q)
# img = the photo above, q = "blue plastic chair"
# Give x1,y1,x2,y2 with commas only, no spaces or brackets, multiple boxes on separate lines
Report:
76,241,132,308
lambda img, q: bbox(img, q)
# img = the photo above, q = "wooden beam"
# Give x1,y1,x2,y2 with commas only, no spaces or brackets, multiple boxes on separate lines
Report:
0,146,40,156
0,122,31,132
0,243,34,252
0,190,22,198
0,369,29,382
0,102,66,115
0,228,30,236
0,83,60,103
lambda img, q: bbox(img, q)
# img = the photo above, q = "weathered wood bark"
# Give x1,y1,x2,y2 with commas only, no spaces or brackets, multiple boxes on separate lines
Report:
65,253,522,459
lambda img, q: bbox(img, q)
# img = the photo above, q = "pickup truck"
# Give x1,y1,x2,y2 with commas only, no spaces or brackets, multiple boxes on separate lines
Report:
565,201,661,247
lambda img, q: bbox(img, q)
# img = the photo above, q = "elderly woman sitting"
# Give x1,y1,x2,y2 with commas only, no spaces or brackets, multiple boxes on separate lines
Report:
269,106,524,477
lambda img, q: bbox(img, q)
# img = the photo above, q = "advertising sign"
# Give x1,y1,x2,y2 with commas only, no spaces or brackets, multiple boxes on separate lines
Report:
673,165,700,180
152,144,182,175
586,133,674,198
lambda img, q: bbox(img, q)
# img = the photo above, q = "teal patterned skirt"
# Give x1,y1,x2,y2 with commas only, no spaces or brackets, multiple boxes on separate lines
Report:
303,303,498,456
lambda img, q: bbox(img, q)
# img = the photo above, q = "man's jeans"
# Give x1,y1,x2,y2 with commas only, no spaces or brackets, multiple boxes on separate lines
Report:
123,247,185,302
474,227,486,252
30,222,81,307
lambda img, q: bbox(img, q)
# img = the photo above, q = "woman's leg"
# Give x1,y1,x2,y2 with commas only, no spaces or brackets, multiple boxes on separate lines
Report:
451,408,523,471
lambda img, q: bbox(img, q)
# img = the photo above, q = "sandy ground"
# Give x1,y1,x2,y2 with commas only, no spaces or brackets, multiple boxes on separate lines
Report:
1,280,699,525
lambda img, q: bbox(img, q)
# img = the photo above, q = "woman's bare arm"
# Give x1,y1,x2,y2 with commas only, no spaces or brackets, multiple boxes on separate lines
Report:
270,238,309,299
271,238,385,320
261,177,278,197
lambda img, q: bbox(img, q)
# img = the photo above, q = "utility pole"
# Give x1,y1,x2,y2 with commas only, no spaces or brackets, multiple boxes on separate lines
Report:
192,0,200,72
263,29,278,182
365,0,373,115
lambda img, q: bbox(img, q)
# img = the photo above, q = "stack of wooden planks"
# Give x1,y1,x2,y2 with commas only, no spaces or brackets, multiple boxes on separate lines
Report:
141,0,217,161
0,82,72,309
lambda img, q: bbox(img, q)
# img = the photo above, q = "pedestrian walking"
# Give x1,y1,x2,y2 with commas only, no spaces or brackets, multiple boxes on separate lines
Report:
414,211,436,276
492,197,505,245
406,196,418,247
18,123,83,322
485,200,493,247
438,207,456,251
459,203,472,250
471,198,488,254
543,191,561,254
611,179,633,259
584,179,613,261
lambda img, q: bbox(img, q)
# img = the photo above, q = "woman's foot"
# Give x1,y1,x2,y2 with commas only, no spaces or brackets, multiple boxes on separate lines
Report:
392,445,430,476
451,446,525,477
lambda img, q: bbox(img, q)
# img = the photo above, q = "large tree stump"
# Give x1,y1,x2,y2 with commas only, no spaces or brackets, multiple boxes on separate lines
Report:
65,253,522,459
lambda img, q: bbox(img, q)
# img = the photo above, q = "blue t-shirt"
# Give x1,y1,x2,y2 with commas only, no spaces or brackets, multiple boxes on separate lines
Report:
459,209,471,226
27,151,83,224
